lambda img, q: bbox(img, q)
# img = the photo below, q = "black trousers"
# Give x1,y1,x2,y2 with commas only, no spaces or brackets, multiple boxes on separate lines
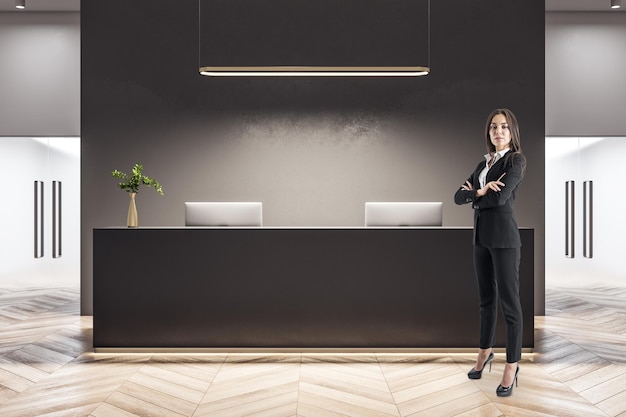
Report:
473,244,523,363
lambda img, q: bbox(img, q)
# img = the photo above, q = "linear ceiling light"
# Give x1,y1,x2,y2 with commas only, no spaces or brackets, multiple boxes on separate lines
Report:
611,0,621,8
16,0,25,9
199,0,430,77
199,68,430,77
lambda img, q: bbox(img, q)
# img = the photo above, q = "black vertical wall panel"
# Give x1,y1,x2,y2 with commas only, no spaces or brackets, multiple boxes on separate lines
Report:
81,0,545,315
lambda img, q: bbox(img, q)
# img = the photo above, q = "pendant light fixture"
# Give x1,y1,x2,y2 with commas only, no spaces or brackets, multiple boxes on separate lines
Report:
199,0,430,77
611,0,621,8
16,0,25,9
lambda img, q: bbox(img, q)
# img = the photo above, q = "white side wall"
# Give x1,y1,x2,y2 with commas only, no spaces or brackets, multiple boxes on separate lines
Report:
0,137,81,289
0,12,80,136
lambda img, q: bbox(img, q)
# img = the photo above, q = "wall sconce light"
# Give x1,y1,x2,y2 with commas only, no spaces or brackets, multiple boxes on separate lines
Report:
16,0,25,9
611,0,621,8
199,0,430,77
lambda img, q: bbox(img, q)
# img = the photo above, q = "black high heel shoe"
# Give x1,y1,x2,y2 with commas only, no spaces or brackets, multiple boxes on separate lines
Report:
496,365,519,397
467,351,494,379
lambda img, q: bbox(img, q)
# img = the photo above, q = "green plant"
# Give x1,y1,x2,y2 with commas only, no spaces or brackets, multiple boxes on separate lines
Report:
112,163,164,195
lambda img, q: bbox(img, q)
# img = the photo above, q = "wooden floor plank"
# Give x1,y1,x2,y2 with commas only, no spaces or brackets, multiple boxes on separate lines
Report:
195,381,298,416
90,402,142,417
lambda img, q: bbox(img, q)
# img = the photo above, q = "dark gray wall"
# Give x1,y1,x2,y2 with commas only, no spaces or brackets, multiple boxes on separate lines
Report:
546,12,626,135
0,12,80,135
82,0,545,315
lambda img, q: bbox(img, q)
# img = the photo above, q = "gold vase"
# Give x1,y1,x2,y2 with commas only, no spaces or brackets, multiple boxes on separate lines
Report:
127,192,138,228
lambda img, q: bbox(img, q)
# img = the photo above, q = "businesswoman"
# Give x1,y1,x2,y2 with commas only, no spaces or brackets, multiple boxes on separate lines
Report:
454,108,526,397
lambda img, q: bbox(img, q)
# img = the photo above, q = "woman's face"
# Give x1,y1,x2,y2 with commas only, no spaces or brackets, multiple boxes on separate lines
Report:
489,113,512,152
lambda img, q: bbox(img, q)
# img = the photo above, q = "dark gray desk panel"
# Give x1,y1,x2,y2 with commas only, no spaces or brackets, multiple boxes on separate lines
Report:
93,228,534,349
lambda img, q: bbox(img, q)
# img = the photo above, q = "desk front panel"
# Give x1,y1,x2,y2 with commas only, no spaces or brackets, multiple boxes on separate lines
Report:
93,228,534,349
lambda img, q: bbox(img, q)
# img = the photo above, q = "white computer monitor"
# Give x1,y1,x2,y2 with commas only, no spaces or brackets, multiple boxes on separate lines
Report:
185,202,263,226
365,202,443,227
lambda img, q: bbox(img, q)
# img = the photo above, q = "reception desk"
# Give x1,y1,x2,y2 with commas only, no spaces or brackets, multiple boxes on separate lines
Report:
93,227,533,350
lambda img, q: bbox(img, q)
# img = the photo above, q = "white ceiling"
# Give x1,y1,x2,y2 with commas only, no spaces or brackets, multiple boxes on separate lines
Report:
546,0,624,11
0,0,623,13
0,0,79,12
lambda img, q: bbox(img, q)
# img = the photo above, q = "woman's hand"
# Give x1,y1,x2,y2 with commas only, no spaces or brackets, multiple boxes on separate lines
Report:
472,173,507,198
476,180,505,197
461,181,474,191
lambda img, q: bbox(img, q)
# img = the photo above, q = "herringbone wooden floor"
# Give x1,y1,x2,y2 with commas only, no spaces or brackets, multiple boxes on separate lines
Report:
1,286,625,416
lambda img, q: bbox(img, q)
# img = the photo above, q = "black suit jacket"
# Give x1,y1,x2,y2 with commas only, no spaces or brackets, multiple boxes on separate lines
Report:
454,152,526,248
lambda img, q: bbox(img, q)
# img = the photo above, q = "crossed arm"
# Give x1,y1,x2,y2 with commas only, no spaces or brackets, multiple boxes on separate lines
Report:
454,153,526,208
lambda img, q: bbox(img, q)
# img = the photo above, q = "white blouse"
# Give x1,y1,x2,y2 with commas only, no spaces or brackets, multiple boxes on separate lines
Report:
478,148,510,188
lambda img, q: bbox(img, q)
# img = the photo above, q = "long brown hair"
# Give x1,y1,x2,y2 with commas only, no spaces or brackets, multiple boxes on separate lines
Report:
484,108,525,170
